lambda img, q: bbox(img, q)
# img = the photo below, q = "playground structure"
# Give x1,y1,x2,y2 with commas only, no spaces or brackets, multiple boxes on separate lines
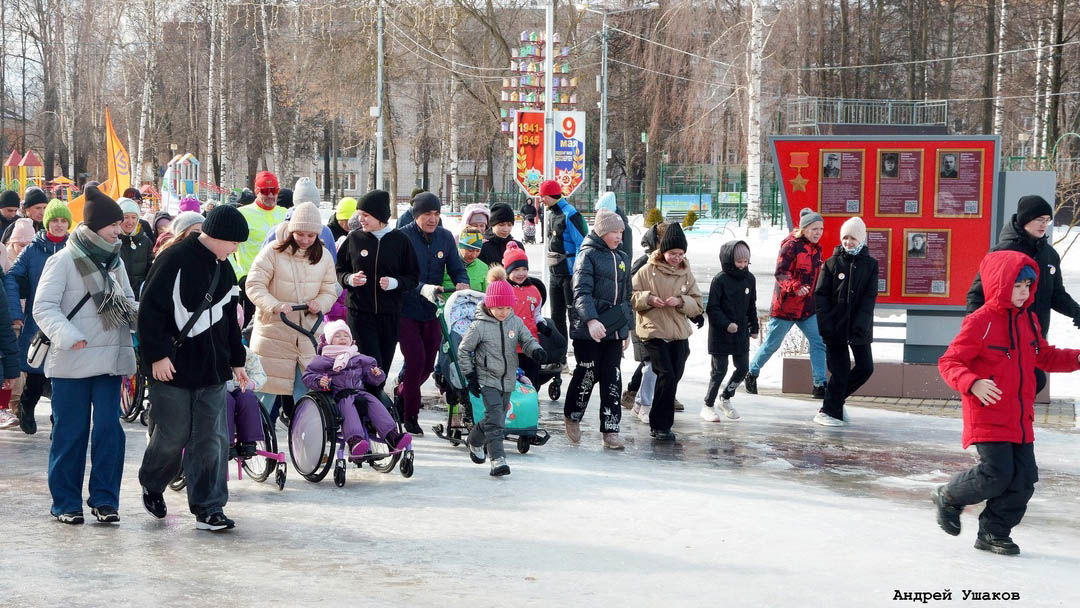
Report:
2,150,45,194
161,153,200,212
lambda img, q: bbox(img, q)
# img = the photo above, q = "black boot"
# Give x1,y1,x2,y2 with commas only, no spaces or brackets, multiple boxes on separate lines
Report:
19,402,36,435
238,442,257,459
932,486,962,536
744,374,758,395
812,383,826,399
403,418,424,436
974,531,1020,556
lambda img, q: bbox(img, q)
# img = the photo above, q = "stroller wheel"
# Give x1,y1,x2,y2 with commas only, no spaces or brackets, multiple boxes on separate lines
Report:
399,452,414,478
517,436,531,454
139,410,149,426
548,381,561,401
275,463,287,490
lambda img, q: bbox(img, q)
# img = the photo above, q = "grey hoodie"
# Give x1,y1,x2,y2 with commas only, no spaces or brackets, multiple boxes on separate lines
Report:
458,306,544,392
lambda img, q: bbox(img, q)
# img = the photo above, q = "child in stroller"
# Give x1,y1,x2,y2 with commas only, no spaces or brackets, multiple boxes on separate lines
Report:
301,320,412,460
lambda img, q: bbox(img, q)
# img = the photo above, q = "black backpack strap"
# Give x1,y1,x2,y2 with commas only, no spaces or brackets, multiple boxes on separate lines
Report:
66,293,93,320
173,264,222,348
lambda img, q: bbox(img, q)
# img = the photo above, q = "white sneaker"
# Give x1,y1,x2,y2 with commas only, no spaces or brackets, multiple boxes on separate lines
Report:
636,405,651,424
718,399,740,420
0,409,18,429
813,411,846,427
631,402,643,419
700,405,722,422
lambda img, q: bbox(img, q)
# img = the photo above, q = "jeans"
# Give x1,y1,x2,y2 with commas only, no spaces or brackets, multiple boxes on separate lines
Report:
48,376,125,516
944,442,1038,537
564,339,623,433
469,387,510,460
705,351,750,406
638,362,656,407
748,315,827,386
256,366,307,420
642,339,690,432
139,382,229,516
821,343,874,420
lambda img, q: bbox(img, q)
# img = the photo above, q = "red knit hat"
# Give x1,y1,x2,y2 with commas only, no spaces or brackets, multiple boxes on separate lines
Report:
502,241,529,274
485,279,515,309
539,180,562,197
255,171,279,191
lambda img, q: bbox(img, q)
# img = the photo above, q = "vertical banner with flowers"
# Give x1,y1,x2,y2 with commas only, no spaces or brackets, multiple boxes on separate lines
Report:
514,110,545,196
553,110,585,198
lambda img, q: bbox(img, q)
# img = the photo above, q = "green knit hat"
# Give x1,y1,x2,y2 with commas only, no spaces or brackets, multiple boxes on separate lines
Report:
43,198,73,226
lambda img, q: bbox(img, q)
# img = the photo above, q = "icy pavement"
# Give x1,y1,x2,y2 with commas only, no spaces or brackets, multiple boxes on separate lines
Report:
2,388,1080,607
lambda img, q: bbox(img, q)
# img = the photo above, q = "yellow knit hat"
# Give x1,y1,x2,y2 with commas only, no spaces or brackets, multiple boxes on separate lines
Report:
336,197,358,220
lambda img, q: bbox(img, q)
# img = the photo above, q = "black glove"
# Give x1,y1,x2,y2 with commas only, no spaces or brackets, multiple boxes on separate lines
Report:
537,320,553,337
467,373,481,397
691,314,705,329
532,348,547,364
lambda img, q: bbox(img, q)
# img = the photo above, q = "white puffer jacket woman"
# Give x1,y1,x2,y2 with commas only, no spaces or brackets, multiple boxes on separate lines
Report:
245,202,338,408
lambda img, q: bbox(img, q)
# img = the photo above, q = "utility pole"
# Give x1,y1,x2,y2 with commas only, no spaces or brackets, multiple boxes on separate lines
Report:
543,0,554,183
598,14,608,195
375,0,385,191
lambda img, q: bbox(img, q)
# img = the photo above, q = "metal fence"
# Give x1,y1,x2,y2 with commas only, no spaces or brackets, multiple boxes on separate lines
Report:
786,97,949,131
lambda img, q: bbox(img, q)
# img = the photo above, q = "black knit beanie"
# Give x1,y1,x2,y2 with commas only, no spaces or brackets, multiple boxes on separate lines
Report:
83,185,125,232
411,192,440,217
489,203,515,226
359,189,392,224
23,187,48,209
202,204,250,242
0,190,20,209
1016,195,1053,227
659,222,688,253
277,188,294,210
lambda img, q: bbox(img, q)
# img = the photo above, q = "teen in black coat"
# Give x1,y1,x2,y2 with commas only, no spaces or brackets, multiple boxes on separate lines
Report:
703,240,757,417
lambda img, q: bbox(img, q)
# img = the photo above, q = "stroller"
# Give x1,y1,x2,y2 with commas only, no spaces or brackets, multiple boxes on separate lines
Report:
532,319,567,400
522,217,536,244
432,289,550,454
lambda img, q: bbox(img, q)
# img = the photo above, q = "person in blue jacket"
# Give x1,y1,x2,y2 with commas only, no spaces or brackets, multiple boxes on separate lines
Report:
540,179,587,367
4,199,70,434
397,193,469,435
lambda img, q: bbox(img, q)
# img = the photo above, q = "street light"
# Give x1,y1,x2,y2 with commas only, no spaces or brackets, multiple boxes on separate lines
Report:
578,1,659,196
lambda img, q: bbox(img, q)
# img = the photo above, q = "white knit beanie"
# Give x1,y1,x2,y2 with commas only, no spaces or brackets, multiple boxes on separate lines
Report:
840,216,867,245
288,202,323,235
293,177,321,205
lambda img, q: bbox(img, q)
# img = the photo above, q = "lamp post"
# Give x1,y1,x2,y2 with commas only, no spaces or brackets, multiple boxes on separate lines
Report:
578,2,659,197
375,0,385,191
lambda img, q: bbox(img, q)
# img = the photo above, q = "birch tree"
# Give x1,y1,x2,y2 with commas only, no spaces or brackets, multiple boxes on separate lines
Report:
745,0,764,230
992,0,1008,136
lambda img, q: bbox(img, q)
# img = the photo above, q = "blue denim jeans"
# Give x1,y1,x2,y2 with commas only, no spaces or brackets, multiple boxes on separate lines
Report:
256,365,307,415
748,315,827,386
48,375,125,516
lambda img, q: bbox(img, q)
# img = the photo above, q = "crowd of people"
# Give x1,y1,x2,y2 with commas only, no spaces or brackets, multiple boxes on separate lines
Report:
1,175,1078,556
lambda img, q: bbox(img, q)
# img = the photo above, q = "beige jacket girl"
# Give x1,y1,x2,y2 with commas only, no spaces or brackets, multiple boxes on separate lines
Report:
630,252,704,342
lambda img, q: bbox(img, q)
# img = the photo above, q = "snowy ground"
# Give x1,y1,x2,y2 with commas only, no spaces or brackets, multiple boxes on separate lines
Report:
2,213,1078,606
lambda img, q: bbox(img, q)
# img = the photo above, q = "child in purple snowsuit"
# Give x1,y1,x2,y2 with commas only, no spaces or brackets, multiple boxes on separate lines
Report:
226,345,267,459
303,320,412,459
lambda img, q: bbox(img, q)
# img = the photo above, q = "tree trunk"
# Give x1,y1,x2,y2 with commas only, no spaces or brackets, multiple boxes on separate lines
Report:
449,85,459,212
981,0,996,134
1033,21,1046,160
746,0,764,229
218,4,230,188
838,0,849,99
136,0,157,186
941,0,956,99
259,1,281,172
207,0,218,185
992,0,1008,136
384,83,399,202
1046,0,1064,157
323,123,331,199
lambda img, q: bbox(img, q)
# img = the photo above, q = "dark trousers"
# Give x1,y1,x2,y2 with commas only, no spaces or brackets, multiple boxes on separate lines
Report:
704,351,750,406
547,273,573,363
398,317,442,420
565,339,623,433
469,387,510,460
627,360,646,393
642,339,690,432
19,372,49,416
139,382,229,516
945,442,1038,537
347,309,401,375
821,342,874,420
518,353,539,387
238,276,256,329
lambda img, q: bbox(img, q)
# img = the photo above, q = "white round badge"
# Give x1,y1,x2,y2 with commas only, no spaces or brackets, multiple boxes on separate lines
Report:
745,287,750,294
1049,265,1056,275
437,251,444,259
508,330,516,339
838,273,846,280
360,249,369,257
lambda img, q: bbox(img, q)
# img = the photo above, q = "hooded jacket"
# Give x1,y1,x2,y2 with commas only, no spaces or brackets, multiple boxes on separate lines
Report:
965,215,1080,336
814,245,879,346
336,228,419,316
630,252,704,342
939,250,1080,448
570,232,632,342
119,225,154,299
3,230,67,372
544,197,587,276
302,351,385,393
479,232,523,267
137,233,247,388
457,306,543,392
770,231,823,321
706,240,759,356
400,222,469,321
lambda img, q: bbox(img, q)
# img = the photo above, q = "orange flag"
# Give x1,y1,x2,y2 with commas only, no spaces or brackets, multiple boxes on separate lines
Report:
69,107,130,224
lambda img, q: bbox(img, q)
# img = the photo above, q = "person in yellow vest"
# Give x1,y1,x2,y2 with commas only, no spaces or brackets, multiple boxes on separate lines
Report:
234,171,287,325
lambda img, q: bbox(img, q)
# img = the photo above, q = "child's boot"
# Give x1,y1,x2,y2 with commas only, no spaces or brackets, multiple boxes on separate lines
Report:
238,441,257,459
489,456,510,477
932,486,962,536
348,437,370,459
387,431,412,454
974,531,1020,556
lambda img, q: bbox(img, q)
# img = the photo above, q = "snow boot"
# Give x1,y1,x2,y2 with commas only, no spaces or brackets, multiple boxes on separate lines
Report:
744,374,758,395
650,429,676,441
974,531,1020,556
602,432,625,450
348,438,371,460
932,486,962,536
564,418,581,444
238,441,258,459
404,418,424,436
19,402,36,435
489,456,510,477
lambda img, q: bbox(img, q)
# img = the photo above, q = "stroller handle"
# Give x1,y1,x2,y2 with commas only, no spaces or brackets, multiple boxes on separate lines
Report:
279,305,324,349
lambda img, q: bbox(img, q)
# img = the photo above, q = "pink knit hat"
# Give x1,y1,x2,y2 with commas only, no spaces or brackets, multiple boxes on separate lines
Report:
322,319,352,343
11,217,35,244
484,280,514,309
178,197,201,213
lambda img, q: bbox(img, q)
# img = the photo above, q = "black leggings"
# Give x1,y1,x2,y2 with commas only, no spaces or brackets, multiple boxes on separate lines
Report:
347,310,401,377
564,339,623,433
642,339,690,432
704,351,749,406
821,342,874,420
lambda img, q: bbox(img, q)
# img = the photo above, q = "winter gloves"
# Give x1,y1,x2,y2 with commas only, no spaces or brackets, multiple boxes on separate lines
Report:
467,373,481,397
691,314,705,329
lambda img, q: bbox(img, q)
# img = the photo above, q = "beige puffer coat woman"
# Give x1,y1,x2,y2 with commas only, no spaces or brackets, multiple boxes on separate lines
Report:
630,252,704,342
245,236,338,395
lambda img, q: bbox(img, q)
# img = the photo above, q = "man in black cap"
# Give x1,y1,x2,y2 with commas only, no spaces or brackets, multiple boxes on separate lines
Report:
137,204,250,532
966,195,1080,393
0,190,20,237
2,187,48,244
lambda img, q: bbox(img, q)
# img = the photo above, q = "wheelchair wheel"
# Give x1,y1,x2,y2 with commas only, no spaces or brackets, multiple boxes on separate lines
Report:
275,463,287,490
242,407,278,483
334,459,346,487
399,451,414,478
367,390,402,474
120,372,145,422
288,393,336,483
169,468,186,492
